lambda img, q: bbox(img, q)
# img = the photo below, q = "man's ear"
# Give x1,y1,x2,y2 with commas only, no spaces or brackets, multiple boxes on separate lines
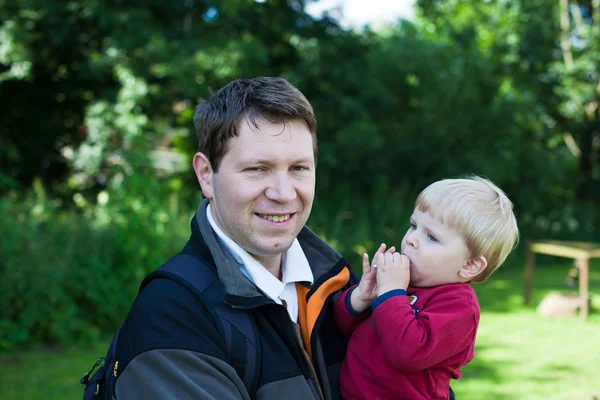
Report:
193,152,214,200
459,256,488,280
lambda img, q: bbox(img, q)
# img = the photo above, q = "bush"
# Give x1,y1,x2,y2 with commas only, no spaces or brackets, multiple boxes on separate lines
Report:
0,179,191,350
2,175,598,350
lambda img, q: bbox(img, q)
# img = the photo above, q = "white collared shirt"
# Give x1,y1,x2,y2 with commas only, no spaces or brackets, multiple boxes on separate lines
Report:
206,204,314,322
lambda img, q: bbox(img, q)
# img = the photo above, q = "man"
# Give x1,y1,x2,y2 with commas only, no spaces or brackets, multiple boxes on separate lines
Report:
111,77,357,399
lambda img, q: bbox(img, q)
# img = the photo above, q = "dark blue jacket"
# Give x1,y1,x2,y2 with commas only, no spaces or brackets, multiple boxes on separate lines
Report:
112,200,357,399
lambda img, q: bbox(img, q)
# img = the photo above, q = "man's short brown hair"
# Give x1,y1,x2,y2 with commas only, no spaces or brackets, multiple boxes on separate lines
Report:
194,77,317,172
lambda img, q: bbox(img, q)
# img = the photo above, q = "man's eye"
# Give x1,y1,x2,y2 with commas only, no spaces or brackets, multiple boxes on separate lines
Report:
291,165,309,172
427,234,437,242
245,167,264,172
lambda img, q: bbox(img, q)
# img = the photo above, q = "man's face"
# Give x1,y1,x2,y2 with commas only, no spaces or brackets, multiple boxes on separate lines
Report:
400,209,471,287
198,117,316,267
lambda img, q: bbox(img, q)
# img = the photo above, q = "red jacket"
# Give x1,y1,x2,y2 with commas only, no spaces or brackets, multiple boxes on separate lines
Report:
334,283,480,400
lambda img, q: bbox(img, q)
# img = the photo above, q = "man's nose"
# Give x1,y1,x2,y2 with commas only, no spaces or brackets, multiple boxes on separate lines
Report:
265,173,297,203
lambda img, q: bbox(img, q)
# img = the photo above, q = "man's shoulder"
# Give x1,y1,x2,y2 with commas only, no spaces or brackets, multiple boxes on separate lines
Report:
123,277,220,340
134,276,212,315
114,277,226,372
125,250,231,331
146,252,222,296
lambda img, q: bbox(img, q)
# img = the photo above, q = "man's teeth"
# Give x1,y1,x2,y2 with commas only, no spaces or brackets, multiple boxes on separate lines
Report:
261,214,290,222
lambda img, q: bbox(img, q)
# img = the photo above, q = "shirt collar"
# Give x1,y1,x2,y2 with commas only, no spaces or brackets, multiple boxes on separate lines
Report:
206,204,313,301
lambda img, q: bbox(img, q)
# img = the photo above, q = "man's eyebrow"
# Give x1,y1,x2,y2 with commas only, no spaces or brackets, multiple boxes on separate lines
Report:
237,158,272,166
238,157,314,165
291,157,315,164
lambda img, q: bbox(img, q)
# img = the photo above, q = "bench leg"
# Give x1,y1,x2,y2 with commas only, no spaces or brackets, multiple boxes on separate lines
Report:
578,257,589,319
524,246,535,305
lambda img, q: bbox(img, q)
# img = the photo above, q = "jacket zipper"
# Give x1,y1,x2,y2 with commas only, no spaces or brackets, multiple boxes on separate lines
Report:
291,320,324,400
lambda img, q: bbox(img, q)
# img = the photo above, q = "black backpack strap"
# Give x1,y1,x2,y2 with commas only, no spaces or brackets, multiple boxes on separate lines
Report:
142,253,260,396
215,304,260,393
140,253,217,293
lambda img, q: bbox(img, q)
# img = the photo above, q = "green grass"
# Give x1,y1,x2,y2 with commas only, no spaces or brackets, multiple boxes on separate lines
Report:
0,340,109,399
452,259,600,400
1,259,599,400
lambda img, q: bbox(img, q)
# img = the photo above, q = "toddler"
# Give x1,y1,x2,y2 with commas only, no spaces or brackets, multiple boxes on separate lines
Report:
334,176,519,399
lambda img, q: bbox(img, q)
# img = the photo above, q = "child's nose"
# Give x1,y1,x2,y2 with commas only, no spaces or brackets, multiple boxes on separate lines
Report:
406,230,418,248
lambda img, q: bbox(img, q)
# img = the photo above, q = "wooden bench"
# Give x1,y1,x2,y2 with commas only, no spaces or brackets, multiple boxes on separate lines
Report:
523,240,600,319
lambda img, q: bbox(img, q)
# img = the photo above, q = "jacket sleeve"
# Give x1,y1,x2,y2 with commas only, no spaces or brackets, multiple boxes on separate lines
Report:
113,278,250,400
371,292,478,373
333,285,370,336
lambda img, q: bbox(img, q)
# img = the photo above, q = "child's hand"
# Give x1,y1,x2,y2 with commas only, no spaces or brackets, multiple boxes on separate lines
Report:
376,251,410,296
350,243,396,313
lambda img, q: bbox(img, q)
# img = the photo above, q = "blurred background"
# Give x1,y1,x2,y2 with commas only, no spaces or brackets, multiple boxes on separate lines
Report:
1,0,599,399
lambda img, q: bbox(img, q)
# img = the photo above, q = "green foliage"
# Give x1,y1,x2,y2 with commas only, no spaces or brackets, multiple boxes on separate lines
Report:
0,173,192,349
414,0,600,202
1,0,600,350
2,177,596,350
309,178,416,265
0,0,337,192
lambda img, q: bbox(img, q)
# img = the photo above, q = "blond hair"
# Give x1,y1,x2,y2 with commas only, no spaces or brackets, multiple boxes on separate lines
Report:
415,176,519,283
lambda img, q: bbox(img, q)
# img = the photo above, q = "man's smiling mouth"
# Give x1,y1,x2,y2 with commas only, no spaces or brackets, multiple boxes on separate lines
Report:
257,213,292,222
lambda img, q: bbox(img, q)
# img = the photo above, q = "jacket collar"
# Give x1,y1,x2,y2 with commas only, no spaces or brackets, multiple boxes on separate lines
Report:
189,199,347,300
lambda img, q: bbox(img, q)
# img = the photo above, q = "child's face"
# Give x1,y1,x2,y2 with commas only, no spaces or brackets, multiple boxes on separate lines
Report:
401,209,471,287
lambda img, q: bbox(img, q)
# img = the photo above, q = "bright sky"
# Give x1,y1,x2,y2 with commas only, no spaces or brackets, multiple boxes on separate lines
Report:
305,0,415,28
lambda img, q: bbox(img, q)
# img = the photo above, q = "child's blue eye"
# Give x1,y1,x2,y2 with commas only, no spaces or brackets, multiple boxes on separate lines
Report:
427,234,438,242
410,223,417,230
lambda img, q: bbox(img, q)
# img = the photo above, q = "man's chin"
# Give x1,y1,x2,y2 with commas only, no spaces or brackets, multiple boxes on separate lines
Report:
252,239,295,257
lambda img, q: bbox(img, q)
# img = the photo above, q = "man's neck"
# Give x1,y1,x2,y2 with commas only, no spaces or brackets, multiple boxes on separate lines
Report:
255,254,283,280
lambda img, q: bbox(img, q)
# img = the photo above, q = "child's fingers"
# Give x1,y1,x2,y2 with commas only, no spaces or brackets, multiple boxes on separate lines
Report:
375,253,385,281
371,243,386,266
399,253,410,268
362,253,370,274
386,245,396,254
375,252,385,267
384,252,394,266
390,252,409,269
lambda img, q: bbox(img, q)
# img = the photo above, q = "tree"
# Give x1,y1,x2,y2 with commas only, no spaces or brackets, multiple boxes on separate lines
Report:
0,0,340,194
415,0,600,204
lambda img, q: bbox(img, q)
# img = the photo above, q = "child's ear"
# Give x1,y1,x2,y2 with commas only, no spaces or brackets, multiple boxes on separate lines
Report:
459,256,488,280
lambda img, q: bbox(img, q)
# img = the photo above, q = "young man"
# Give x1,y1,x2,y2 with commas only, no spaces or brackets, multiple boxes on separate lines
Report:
334,176,519,400
111,77,357,399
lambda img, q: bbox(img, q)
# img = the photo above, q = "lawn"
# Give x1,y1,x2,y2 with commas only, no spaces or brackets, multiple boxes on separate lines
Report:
1,258,599,400
452,258,600,400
